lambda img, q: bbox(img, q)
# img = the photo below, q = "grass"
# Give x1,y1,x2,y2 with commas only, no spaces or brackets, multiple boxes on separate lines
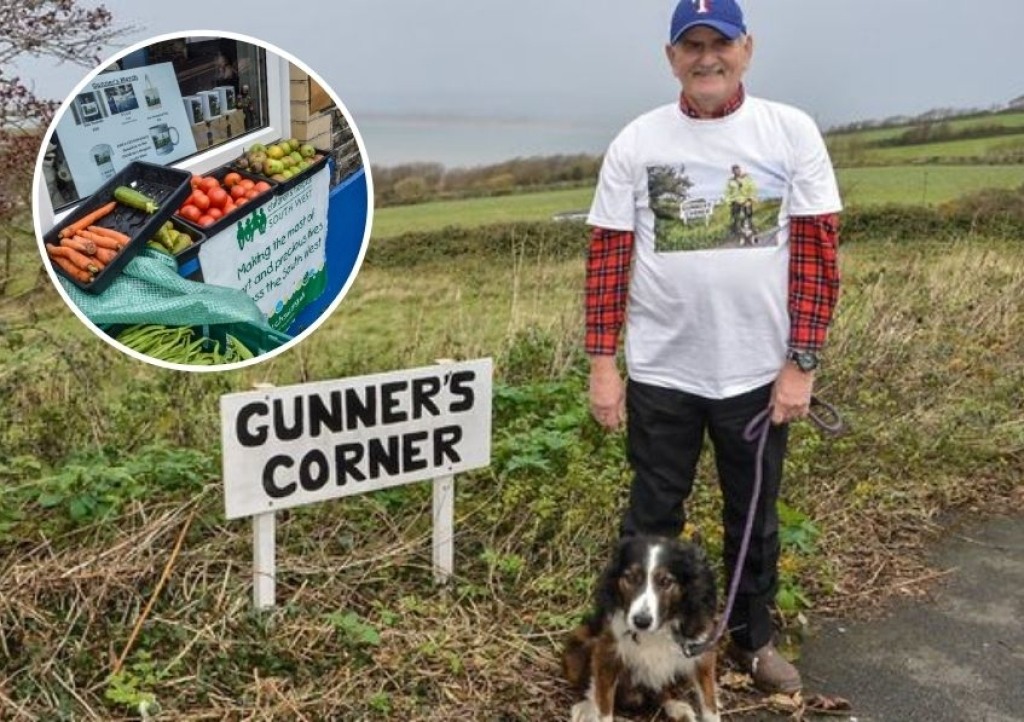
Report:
826,109,1024,144
3,219,1022,720
372,166,1024,238
371,187,594,238
838,165,1024,206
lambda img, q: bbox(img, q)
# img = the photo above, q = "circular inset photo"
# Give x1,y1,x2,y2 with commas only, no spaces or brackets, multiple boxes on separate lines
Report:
33,31,372,371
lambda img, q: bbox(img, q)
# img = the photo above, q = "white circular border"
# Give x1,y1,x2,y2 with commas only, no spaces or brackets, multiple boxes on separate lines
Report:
31,28,375,373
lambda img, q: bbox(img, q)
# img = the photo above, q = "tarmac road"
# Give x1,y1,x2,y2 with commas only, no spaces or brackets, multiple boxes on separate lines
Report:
797,514,1024,722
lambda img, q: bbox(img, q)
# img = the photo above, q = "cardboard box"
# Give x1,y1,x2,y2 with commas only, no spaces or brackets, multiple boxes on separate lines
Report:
291,100,322,122
207,115,229,144
191,121,212,151
289,65,308,82
290,77,333,115
224,108,246,138
291,109,332,141
304,129,332,151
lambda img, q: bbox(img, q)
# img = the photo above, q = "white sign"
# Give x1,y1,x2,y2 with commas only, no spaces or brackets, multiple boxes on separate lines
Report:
198,168,329,332
57,62,198,197
221,359,493,520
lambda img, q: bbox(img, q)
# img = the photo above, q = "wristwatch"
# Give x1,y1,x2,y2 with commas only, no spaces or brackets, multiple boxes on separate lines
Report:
786,349,820,372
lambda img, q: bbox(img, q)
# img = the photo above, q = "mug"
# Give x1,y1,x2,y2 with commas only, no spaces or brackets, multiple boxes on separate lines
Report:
150,124,179,155
183,96,204,125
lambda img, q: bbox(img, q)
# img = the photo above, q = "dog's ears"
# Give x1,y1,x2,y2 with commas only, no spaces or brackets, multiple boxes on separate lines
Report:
595,536,631,616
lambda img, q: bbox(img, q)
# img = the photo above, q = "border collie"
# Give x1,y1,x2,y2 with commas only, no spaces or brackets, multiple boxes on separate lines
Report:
562,535,720,722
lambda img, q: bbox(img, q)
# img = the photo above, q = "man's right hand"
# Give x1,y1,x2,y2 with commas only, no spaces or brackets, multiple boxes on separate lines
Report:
589,355,626,430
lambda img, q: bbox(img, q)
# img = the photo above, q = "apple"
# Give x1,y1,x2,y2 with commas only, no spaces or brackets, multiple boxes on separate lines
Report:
264,158,285,175
299,143,316,158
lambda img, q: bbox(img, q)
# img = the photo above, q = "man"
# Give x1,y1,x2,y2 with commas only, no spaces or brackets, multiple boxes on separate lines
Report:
724,164,757,240
585,0,841,695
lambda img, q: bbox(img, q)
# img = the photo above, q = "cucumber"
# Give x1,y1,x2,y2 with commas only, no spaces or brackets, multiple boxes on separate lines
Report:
114,186,159,213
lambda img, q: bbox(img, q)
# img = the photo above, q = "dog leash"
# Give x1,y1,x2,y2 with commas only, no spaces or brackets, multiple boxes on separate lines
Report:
680,395,845,658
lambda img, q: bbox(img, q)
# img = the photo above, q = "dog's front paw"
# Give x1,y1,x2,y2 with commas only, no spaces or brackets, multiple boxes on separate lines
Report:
570,700,597,722
663,699,696,722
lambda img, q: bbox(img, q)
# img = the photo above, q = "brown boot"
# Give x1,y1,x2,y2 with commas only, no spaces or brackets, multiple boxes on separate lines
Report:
728,642,802,694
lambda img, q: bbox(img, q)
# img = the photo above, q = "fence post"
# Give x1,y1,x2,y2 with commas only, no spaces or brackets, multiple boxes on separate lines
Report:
251,382,277,610
432,474,454,584
253,511,276,610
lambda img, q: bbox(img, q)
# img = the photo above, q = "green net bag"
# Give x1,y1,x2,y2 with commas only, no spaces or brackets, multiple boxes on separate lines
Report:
59,248,291,359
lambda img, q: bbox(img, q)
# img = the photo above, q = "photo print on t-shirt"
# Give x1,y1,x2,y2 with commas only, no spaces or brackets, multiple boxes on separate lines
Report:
647,162,783,253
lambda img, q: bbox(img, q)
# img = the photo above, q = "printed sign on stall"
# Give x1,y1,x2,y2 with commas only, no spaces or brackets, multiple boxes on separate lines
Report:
198,168,330,332
220,360,493,519
56,62,198,198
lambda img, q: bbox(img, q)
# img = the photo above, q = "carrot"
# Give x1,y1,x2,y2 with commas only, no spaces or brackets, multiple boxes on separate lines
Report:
86,225,131,244
49,253,94,283
59,201,116,239
76,229,123,250
94,247,118,265
61,235,96,256
46,243,101,275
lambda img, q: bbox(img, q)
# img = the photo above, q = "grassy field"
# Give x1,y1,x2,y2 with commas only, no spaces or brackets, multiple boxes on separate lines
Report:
3,103,1024,719
826,110,1024,144
372,165,1024,238
3,217,1022,719
371,187,594,239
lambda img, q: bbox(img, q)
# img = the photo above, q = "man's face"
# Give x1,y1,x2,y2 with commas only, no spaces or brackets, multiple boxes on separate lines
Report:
666,25,753,112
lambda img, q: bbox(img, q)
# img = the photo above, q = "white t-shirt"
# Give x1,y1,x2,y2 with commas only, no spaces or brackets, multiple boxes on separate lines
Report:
588,96,842,399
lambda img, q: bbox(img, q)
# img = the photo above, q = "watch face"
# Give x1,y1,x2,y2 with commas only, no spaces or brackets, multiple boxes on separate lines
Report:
795,351,819,371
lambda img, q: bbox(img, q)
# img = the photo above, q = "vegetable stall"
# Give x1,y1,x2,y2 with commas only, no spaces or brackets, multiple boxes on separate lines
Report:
34,35,368,368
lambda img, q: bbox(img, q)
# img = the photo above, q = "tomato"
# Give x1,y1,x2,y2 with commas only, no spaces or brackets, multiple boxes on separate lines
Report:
179,204,202,222
198,214,215,227
223,172,242,188
208,187,229,208
230,184,248,200
200,177,220,193
245,189,259,200
207,207,223,220
254,181,272,193
191,191,210,211
235,197,248,207
222,201,237,215
190,175,202,189
239,179,255,190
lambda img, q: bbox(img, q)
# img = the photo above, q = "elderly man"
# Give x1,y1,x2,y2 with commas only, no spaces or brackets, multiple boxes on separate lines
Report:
585,0,841,694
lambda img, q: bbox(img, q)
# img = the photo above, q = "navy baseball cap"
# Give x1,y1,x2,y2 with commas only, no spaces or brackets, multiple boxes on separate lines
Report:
670,0,747,44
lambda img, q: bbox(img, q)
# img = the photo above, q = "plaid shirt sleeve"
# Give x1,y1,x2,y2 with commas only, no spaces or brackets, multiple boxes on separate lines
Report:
788,213,841,351
584,226,634,356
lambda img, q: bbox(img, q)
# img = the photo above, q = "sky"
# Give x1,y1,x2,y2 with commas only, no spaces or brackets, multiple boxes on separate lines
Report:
12,0,1024,167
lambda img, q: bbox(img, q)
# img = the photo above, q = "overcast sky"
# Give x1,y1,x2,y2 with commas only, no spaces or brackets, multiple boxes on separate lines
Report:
14,0,1024,166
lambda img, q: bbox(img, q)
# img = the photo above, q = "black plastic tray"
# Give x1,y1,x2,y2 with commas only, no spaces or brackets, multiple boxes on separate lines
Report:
174,165,278,239
230,143,330,195
45,161,193,294
171,217,208,281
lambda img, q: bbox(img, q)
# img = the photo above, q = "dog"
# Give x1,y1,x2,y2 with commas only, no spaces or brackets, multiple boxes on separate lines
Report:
562,535,720,722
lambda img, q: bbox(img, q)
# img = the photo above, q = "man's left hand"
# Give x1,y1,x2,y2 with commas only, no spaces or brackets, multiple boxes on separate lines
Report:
771,363,815,425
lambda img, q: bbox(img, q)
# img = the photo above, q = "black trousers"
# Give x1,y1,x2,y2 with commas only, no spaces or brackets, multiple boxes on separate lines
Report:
620,378,788,651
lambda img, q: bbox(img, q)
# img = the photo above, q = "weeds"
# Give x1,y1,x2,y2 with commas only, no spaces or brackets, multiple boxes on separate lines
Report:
1,218,1022,719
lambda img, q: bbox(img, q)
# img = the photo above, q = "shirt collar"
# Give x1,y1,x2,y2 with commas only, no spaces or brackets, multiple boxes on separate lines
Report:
679,84,746,119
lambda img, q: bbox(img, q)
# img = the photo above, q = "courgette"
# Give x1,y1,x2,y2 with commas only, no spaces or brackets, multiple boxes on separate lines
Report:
114,185,159,213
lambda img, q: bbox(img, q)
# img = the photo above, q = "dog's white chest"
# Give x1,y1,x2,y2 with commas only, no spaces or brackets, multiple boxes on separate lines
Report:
610,613,696,690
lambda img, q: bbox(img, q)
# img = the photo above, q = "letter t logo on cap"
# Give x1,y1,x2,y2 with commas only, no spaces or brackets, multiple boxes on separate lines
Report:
694,0,710,13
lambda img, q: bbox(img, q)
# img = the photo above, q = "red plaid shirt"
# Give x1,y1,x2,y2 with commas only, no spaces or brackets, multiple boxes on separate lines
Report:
585,89,840,357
